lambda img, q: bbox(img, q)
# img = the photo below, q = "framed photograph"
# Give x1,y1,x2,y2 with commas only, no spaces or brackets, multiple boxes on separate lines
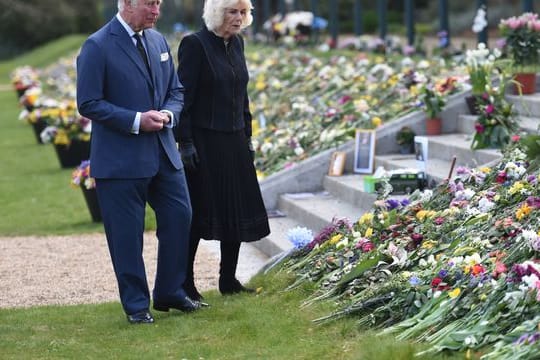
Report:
328,151,346,176
353,129,376,174
414,136,429,172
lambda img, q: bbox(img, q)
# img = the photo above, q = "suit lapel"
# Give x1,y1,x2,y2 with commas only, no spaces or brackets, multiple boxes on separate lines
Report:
110,19,153,87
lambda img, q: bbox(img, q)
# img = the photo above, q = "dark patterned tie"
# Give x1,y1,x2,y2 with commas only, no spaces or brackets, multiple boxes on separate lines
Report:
134,33,151,75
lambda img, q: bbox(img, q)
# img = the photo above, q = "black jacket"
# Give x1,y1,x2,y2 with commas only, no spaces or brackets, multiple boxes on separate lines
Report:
175,27,252,143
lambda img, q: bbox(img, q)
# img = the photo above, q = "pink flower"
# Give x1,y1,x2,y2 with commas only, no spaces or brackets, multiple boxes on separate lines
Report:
475,123,485,133
485,104,495,114
511,134,521,142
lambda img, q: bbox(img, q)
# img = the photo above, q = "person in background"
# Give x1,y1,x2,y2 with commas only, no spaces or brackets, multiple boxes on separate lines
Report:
76,0,201,324
175,0,270,301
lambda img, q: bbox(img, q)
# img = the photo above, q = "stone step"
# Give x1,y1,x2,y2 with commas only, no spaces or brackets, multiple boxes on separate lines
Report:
278,191,373,233
506,93,540,117
323,174,378,207
376,154,454,183
458,114,540,134
252,215,298,258
423,133,501,165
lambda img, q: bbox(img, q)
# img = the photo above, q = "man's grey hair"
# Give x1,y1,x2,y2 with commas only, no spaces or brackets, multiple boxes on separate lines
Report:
118,0,139,11
202,0,253,32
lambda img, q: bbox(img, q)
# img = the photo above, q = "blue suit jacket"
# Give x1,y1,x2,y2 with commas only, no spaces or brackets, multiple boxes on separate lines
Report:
76,17,183,178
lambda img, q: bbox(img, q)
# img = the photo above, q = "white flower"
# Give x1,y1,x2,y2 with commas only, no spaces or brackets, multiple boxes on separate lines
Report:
472,7,488,33
477,197,495,213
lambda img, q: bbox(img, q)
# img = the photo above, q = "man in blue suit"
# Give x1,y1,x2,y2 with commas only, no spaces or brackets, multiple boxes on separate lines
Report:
77,0,201,324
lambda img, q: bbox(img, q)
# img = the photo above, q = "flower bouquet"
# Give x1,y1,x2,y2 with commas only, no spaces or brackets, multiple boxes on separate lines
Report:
471,73,519,150
10,66,40,98
71,160,101,222
499,12,540,93
464,43,501,114
71,160,95,190
40,100,92,168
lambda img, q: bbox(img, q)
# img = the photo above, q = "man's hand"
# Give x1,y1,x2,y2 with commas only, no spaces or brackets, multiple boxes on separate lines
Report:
140,110,168,132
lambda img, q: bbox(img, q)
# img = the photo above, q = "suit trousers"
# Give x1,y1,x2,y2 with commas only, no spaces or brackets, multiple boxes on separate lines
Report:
95,144,192,315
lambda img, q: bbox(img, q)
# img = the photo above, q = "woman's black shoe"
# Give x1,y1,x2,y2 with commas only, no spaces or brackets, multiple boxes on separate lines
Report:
219,278,255,295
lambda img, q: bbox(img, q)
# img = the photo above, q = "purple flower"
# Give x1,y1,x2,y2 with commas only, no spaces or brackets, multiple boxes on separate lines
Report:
385,199,400,210
438,269,448,278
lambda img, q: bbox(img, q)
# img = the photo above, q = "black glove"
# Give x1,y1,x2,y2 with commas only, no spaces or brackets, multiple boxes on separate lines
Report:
180,141,199,170
247,137,255,162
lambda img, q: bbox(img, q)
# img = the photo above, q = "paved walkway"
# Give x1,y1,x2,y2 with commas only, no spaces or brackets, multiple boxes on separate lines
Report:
0,233,269,309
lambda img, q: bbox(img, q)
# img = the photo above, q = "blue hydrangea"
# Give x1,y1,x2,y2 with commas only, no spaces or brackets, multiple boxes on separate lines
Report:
287,226,313,249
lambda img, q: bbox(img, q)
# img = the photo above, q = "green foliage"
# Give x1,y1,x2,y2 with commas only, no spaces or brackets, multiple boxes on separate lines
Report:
0,35,86,82
395,126,416,146
0,0,101,59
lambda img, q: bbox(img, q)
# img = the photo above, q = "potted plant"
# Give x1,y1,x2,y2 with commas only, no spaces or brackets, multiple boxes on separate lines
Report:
395,126,416,154
499,12,540,94
40,99,92,168
419,84,446,135
464,43,501,114
71,160,101,222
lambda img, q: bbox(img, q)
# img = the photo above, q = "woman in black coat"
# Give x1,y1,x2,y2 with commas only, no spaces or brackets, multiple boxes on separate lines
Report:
176,0,270,301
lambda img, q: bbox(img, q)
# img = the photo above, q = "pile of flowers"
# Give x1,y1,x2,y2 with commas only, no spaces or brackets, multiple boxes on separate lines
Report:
271,136,540,358
71,160,94,190
247,49,464,177
499,12,540,71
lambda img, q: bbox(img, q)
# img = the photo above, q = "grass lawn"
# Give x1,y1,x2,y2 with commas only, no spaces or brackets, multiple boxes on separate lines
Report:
0,274,464,360
0,36,468,360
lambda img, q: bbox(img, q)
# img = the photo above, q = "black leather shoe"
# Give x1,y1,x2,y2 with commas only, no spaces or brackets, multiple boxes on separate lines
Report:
127,310,154,324
153,295,202,313
219,278,256,295
184,284,204,302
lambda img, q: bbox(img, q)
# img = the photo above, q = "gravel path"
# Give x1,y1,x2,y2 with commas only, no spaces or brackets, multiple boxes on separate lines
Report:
0,232,268,309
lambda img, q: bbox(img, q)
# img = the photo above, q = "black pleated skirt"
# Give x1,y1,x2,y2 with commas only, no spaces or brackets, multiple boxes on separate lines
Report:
185,127,270,243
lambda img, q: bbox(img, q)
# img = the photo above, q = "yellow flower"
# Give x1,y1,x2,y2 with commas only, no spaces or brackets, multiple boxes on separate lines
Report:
508,181,524,195
421,240,437,249
252,121,260,137
329,234,342,245
256,170,265,181
255,80,266,91
416,210,436,221
449,288,461,299
371,116,382,127
364,227,373,238
53,130,69,145
479,167,491,174
479,294,487,301
358,213,373,225
516,203,532,220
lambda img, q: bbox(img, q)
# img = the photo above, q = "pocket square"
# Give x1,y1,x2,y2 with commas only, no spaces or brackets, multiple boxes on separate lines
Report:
160,52,169,62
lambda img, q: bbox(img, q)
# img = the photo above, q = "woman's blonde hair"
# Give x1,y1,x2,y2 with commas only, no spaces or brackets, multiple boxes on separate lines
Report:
202,0,253,32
